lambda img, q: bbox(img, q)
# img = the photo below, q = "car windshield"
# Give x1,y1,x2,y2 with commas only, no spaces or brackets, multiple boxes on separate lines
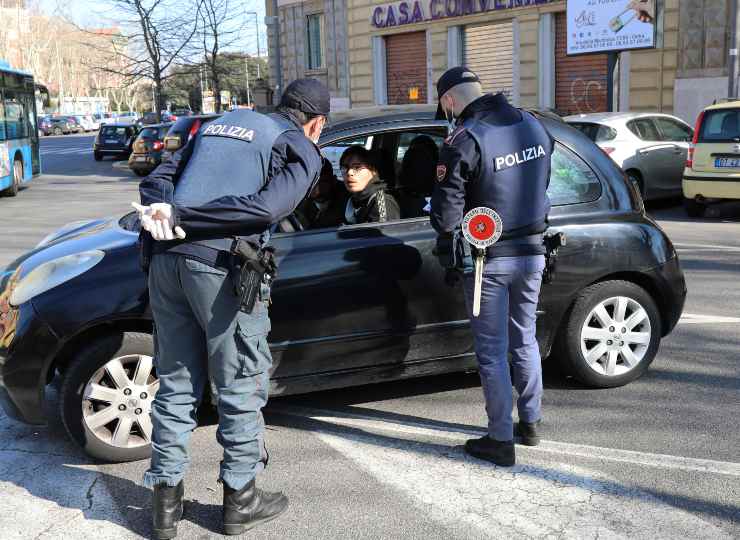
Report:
101,126,127,137
699,109,740,142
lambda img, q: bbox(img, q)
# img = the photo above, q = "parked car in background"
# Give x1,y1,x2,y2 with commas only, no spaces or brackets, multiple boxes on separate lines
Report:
682,99,740,217
127,122,172,176
0,107,686,462
74,115,97,132
93,124,138,161
64,116,84,134
39,116,77,136
565,112,693,201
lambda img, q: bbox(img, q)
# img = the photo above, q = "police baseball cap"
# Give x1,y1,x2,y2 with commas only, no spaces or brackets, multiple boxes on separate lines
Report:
280,78,331,116
435,67,481,119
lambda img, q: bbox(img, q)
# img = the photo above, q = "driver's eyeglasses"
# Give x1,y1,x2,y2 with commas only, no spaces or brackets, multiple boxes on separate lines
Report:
340,164,369,175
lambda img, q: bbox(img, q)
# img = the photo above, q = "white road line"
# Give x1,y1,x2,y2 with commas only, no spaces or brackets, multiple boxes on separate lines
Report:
313,419,732,539
675,243,740,253
274,406,740,478
679,313,740,325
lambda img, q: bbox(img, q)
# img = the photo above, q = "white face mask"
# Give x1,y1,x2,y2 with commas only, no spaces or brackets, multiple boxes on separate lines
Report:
444,106,456,133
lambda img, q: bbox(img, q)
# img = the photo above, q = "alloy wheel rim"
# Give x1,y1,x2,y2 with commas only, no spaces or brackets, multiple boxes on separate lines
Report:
82,354,159,448
580,296,651,377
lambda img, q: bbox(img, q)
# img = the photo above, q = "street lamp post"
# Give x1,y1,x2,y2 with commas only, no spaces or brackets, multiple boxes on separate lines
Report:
246,11,261,79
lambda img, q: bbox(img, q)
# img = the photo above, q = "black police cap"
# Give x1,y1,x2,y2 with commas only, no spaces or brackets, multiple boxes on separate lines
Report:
279,78,330,116
435,67,481,119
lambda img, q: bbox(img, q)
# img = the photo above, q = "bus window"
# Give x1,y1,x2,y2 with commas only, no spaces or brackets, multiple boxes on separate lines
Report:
0,99,5,141
3,90,30,139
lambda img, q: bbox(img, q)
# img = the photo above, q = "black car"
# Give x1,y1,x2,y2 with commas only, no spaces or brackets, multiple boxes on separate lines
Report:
127,123,173,177
93,124,139,161
0,107,686,462
39,116,77,136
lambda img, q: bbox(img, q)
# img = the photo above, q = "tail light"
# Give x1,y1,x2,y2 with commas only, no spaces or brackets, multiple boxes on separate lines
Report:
152,140,164,151
188,119,202,141
687,111,705,169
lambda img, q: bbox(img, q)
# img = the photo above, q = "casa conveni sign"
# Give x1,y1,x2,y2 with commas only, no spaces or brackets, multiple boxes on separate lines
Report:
371,0,556,28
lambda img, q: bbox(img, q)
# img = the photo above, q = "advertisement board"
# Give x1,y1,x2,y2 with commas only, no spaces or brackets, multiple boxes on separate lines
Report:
566,0,656,55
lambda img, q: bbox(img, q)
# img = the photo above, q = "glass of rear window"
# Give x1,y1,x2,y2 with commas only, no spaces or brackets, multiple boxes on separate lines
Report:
101,126,127,137
139,128,159,139
699,110,740,142
570,123,617,142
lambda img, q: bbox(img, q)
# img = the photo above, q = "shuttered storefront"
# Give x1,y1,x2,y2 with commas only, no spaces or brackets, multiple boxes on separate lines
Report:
555,12,608,115
385,31,428,105
464,22,515,99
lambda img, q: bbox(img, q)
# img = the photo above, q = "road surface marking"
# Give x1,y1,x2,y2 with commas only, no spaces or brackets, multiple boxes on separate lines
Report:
273,406,740,478
675,243,740,253
679,313,740,325
309,419,731,539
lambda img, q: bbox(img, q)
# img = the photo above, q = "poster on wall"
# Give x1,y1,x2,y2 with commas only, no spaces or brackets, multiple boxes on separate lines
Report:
567,0,656,55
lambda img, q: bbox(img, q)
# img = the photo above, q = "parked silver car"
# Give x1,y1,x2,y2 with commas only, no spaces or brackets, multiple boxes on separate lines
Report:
565,112,693,201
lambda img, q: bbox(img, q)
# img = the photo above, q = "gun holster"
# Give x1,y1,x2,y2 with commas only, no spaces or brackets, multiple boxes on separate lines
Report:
230,239,277,314
543,231,567,284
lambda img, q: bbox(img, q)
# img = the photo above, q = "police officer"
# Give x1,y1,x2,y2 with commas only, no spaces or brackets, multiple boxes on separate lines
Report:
133,79,329,539
431,67,553,467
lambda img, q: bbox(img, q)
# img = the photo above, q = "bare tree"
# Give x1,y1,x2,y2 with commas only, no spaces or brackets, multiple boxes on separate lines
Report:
79,0,203,120
199,0,246,113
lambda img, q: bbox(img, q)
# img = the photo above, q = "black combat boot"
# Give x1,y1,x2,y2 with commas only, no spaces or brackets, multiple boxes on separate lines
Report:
222,479,289,535
464,436,515,466
152,481,184,540
515,420,542,446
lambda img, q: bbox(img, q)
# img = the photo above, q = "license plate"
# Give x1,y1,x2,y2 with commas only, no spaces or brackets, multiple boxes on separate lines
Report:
136,156,147,162
715,158,740,168
105,139,118,144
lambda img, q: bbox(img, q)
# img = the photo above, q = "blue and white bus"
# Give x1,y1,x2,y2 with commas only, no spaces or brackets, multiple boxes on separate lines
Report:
0,61,41,197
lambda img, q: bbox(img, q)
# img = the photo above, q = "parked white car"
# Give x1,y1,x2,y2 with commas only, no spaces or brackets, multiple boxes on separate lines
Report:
565,112,693,201
74,115,98,132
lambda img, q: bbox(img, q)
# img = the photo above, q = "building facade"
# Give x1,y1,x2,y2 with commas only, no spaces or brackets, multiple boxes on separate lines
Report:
267,0,735,123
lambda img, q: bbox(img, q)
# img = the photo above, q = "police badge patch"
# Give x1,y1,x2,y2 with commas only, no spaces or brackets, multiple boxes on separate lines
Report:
436,164,447,182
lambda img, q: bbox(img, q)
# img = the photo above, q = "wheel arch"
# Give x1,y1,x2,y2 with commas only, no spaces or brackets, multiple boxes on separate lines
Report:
47,319,153,384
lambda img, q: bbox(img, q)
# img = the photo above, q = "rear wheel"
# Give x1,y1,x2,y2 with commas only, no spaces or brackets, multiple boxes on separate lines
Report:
3,157,22,197
555,280,661,388
626,170,644,199
134,169,149,177
94,151,103,161
60,332,158,462
53,126,63,136
683,197,706,217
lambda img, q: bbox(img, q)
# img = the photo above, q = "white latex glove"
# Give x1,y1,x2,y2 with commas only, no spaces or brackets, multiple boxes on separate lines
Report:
131,202,186,240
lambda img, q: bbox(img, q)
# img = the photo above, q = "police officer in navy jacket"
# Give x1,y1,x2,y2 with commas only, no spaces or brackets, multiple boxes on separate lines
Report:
431,67,553,467
134,79,328,539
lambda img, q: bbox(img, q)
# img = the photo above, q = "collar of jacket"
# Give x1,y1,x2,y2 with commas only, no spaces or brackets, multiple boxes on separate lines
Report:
350,176,386,204
457,92,517,123
274,110,304,131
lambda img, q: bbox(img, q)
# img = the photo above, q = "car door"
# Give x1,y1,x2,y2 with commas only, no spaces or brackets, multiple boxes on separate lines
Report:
267,125,471,384
653,117,693,194
626,117,678,197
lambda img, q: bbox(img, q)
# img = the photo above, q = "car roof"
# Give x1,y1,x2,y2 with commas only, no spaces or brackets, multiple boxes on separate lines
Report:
140,122,173,128
704,99,740,111
101,123,136,128
563,111,685,124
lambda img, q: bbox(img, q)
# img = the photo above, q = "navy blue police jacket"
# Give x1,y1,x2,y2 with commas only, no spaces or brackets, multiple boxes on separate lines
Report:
431,93,553,263
138,109,322,268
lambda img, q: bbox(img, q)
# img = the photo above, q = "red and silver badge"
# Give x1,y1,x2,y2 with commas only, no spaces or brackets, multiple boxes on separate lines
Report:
461,207,503,248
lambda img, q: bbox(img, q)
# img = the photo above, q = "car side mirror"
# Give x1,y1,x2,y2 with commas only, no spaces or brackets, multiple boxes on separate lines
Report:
164,135,182,151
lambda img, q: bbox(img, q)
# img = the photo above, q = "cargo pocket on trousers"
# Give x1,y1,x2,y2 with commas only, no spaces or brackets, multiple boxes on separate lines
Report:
235,316,272,377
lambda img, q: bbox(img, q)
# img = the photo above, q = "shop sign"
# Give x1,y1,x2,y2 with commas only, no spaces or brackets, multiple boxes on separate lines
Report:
371,0,556,28
566,0,656,55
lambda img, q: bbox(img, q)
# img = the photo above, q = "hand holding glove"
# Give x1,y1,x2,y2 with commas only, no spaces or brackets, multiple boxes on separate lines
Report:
131,202,186,241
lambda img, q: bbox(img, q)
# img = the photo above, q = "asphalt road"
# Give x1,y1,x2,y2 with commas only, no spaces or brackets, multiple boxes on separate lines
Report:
0,134,738,539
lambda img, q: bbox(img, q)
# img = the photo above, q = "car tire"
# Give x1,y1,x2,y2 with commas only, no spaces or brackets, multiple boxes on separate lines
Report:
53,127,62,136
134,169,149,177
626,170,644,199
94,151,103,161
683,197,706,218
60,331,157,462
3,157,22,197
555,280,661,388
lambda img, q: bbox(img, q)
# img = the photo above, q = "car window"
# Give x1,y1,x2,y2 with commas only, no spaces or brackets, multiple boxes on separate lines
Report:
654,118,692,142
395,131,445,161
698,109,740,142
568,122,617,142
547,143,602,206
101,126,127,138
627,119,660,141
322,135,374,178
139,127,159,139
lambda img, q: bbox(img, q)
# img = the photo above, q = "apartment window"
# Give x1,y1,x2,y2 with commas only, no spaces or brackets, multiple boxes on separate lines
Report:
306,14,324,70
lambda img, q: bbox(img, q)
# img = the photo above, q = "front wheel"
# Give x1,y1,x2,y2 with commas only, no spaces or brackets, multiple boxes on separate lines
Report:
60,332,158,462
555,280,661,388
53,127,63,136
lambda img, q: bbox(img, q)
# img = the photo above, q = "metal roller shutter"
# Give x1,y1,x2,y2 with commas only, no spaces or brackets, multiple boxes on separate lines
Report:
385,31,428,105
464,22,514,99
555,12,608,115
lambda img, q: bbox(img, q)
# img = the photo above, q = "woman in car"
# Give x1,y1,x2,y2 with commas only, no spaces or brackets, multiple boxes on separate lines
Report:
340,146,400,224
